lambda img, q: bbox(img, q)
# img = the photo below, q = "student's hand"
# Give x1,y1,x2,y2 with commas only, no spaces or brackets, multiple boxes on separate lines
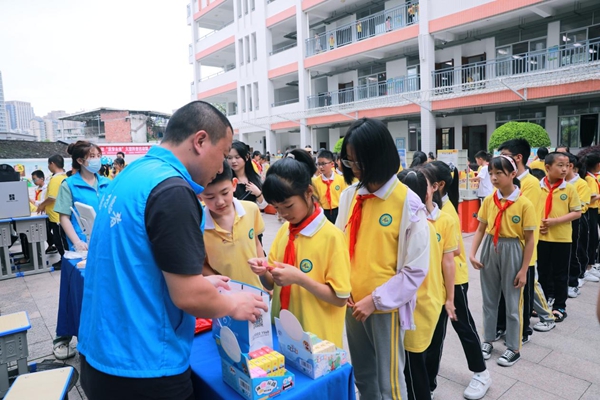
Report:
245,181,261,197
352,295,376,322
74,240,88,252
270,262,304,287
469,255,484,270
248,258,270,276
445,300,457,321
514,269,527,288
229,292,268,323
542,218,558,228
347,295,355,308
36,204,46,214
205,275,230,290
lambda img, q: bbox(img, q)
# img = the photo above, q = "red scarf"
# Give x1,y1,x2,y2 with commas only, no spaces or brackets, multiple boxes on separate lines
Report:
346,194,377,259
252,159,263,174
492,192,515,247
322,176,333,209
280,203,321,310
543,176,563,219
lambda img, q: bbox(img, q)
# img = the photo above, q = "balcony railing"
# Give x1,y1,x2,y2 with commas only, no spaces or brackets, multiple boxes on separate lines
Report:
197,21,234,41
305,2,419,57
270,42,297,55
307,75,420,109
272,98,299,107
432,39,600,94
199,64,236,82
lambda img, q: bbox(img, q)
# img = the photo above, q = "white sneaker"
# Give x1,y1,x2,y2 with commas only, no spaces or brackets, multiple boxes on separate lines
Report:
464,371,492,400
588,267,600,278
533,320,556,332
579,278,586,288
568,286,580,298
584,271,600,282
53,342,77,360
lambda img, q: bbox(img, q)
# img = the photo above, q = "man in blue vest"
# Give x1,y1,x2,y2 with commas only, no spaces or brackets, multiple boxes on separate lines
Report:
77,101,268,400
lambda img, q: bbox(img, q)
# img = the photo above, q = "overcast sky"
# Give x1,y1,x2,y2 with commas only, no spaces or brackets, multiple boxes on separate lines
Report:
1,0,192,117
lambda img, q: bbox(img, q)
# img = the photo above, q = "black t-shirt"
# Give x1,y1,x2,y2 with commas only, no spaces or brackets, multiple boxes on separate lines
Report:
145,177,204,275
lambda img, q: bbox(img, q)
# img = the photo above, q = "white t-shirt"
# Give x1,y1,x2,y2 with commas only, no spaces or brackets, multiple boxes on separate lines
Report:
477,165,494,198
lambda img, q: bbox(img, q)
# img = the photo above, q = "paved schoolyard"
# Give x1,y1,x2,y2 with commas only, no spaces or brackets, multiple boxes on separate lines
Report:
1,214,600,399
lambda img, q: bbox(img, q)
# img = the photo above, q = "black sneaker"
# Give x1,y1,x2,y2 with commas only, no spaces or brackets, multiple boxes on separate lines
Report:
497,349,520,367
52,261,62,271
481,342,493,360
45,245,58,254
494,329,506,341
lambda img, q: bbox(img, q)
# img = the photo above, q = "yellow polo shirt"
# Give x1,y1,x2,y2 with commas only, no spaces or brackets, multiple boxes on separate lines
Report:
529,159,545,171
441,196,469,285
519,171,543,265
269,212,351,348
45,172,67,223
203,199,264,288
344,178,407,305
405,208,457,353
311,172,348,210
478,189,538,245
570,175,591,214
539,180,581,243
586,174,599,209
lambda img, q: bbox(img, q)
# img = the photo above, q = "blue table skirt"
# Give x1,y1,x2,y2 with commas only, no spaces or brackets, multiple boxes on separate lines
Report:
56,258,84,338
190,331,356,400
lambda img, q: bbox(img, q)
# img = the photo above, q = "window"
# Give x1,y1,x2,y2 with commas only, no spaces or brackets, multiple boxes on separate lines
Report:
240,86,246,112
239,39,244,65
560,116,580,148
245,36,250,63
247,84,252,111
496,107,546,129
243,0,248,15
253,82,259,110
251,33,257,61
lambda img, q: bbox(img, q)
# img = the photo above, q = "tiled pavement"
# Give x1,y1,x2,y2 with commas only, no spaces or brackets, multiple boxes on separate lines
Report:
1,214,600,399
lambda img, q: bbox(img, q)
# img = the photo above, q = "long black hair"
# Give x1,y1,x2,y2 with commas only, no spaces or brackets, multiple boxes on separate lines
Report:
411,151,427,167
489,156,520,188
262,149,317,205
425,161,459,210
230,141,262,188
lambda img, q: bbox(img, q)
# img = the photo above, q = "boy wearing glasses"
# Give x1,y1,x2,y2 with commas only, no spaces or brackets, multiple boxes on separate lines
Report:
312,149,348,223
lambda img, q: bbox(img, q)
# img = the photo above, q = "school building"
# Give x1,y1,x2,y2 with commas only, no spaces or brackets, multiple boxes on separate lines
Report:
188,0,600,160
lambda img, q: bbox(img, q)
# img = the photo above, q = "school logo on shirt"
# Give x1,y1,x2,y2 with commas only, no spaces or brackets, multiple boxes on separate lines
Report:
512,216,521,223
299,259,313,273
436,233,441,242
379,214,393,226
249,228,254,239
560,194,567,201
335,185,341,190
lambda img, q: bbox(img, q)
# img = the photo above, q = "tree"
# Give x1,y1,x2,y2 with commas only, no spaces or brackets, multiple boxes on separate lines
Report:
333,137,344,153
488,121,551,152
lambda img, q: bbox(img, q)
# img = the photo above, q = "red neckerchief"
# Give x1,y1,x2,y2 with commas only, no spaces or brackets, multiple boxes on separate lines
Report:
280,203,321,310
322,174,334,209
492,191,516,247
544,176,563,219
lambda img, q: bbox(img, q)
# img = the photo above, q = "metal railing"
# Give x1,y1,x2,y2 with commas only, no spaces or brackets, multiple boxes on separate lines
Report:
432,39,600,95
198,64,236,82
270,42,297,55
272,98,300,107
307,75,420,109
305,2,419,57
197,21,234,41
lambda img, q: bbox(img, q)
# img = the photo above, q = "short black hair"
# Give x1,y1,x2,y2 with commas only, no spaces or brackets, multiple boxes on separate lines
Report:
340,118,400,187
530,168,546,181
556,144,570,153
316,149,334,161
163,101,233,145
31,170,44,180
207,160,233,186
116,151,125,158
252,151,262,158
536,147,548,160
113,158,125,167
498,138,531,166
489,156,520,188
48,154,64,169
262,149,317,204
475,150,491,162
565,152,578,165
545,152,569,166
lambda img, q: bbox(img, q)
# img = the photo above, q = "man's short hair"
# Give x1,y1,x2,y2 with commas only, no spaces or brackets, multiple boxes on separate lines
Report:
162,101,233,145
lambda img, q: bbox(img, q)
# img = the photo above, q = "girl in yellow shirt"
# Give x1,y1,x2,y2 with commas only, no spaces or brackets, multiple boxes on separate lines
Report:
248,149,351,348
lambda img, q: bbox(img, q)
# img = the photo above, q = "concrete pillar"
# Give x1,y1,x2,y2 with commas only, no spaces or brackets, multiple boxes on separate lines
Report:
240,131,248,144
266,130,277,155
329,128,341,151
546,105,559,147
417,0,435,153
485,112,496,144
300,123,310,148
547,21,561,48
453,116,463,149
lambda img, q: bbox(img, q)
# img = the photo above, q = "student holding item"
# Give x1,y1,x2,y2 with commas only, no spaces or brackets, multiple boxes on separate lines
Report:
248,149,351,348
312,149,348,223
336,118,430,400
227,141,267,210
201,161,265,288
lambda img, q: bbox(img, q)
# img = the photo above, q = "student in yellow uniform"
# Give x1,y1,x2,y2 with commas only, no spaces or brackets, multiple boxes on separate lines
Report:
529,147,548,171
470,155,537,367
312,149,348,223
398,169,466,400
248,149,350,348
538,152,581,322
424,161,490,398
565,153,591,298
336,119,430,400
200,161,265,288
580,152,600,280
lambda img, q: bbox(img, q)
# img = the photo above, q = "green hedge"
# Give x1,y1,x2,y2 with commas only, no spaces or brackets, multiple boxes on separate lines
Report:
333,137,344,153
488,121,551,151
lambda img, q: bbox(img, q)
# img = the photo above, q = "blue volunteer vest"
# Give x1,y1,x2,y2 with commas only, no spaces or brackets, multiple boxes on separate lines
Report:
77,146,204,378
64,172,110,249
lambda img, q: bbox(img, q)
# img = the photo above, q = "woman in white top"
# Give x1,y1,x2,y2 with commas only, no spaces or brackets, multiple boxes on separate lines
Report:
473,150,494,202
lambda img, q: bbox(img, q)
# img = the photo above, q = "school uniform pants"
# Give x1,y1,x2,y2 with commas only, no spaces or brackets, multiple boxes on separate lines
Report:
404,350,430,400
323,207,338,224
533,269,555,323
588,208,598,265
496,266,534,337
425,285,486,392
480,236,524,352
346,309,406,400
49,222,68,258
569,215,589,288
538,240,571,311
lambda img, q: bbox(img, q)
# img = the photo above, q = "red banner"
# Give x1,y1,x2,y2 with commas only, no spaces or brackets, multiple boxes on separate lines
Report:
99,145,153,155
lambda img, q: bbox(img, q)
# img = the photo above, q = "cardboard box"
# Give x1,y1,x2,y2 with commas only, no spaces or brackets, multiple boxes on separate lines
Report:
275,310,348,379
216,326,295,400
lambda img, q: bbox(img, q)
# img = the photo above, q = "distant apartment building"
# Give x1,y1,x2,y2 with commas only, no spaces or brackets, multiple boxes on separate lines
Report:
43,110,84,141
189,0,600,159
0,71,8,132
6,100,35,135
30,117,47,141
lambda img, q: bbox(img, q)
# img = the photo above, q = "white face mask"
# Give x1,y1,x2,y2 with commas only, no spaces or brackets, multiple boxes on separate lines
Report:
83,158,102,174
